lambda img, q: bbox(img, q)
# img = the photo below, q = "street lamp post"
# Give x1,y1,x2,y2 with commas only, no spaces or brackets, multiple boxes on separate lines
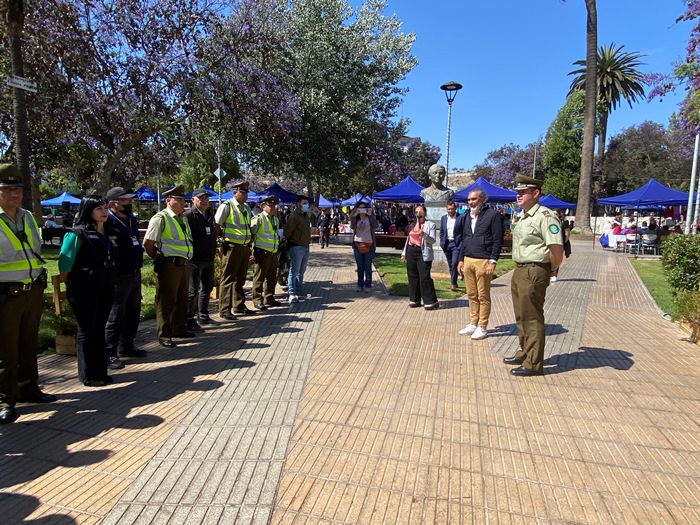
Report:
440,81,463,187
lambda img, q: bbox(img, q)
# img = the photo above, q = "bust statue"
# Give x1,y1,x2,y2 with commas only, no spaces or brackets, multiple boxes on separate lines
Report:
420,164,454,203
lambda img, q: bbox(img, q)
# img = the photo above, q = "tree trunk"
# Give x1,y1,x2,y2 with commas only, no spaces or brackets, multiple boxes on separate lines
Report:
4,0,40,217
575,0,597,234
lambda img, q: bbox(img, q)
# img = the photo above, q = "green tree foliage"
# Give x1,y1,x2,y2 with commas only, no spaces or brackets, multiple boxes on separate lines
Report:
285,0,417,198
601,120,694,195
397,139,441,185
541,91,586,203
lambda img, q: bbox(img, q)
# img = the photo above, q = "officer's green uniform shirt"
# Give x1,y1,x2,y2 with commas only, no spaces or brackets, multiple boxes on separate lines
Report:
512,203,563,263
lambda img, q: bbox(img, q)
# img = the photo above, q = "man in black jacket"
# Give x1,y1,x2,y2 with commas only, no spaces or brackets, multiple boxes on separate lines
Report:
456,189,503,340
184,188,219,331
105,187,146,369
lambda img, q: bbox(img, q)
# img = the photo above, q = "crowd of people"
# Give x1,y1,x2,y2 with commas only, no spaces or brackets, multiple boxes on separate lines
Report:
1,163,571,424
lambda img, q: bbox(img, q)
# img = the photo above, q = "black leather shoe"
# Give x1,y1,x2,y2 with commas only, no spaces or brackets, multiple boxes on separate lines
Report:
409,302,420,308
234,308,256,316
266,300,283,307
19,390,57,404
160,339,177,348
175,331,196,338
187,321,205,333
0,407,18,424
254,303,268,311
503,356,524,365
424,302,440,311
220,313,237,321
200,317,221,325
510,366,544,377
84,379,106,387
107,356,125,370
118,348,147,358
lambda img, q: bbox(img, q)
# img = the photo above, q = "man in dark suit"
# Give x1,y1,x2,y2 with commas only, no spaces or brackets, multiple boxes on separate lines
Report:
456,189,503,340
439,201,462,291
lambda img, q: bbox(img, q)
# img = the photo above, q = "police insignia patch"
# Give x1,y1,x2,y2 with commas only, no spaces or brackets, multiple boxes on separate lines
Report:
549,224,560,234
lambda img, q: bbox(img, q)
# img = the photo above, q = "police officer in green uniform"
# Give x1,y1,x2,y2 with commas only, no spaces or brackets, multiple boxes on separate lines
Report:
503,175,564,377
215,180,254,319
0,164,56,424
250,195,282,310
143,185,194,348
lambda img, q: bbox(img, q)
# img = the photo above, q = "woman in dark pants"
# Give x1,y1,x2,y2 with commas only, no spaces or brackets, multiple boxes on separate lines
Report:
59,195,118,387
401,204,439,310
350,202,379,292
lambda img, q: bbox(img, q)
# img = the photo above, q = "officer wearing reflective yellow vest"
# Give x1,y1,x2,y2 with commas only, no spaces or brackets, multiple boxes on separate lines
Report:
143,185,194,348
0,164,56,424
214,180,254,319
503,175,564,377
250,195,282,310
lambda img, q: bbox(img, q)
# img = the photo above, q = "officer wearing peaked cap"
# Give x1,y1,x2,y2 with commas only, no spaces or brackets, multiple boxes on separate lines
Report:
503,174,563,377
215,180,254,318
250,195,282,310
184,187,218,330
105,186,145,369
0,164,56,424
143,184,194,347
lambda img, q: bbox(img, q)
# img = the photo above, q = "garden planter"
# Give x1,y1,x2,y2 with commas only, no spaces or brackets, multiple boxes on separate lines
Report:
55,334,77,355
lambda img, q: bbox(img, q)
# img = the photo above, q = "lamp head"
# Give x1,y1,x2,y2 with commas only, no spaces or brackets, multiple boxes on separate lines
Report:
440,81,463,103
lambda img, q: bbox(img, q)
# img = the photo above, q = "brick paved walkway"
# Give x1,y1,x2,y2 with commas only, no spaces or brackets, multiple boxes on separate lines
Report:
1,240,698,524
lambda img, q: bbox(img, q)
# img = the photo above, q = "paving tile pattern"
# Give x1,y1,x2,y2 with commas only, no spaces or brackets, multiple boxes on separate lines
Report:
0,240,698,524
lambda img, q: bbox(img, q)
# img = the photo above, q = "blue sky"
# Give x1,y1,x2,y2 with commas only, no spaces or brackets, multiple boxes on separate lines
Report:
359,0,692,172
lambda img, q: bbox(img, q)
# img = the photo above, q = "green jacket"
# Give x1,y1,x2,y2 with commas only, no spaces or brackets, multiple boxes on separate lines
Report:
283,209,311,247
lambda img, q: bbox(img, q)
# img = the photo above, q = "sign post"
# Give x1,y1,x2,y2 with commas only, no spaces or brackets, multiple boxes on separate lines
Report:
6,75,37,93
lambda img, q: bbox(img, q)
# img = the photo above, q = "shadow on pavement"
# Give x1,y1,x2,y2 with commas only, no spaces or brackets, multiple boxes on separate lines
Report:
1,358,253,489
544,347,634,374
0,493,77,525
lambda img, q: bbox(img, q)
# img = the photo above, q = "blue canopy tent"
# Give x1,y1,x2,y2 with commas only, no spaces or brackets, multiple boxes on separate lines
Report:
372,176,425,203
452,177,517,203
316,194,339,207
220,188,258,202
340,193,372,207
540,194,576,209
40,191,81,206
254,183,296,204
134,186,158,202
597,179,690,207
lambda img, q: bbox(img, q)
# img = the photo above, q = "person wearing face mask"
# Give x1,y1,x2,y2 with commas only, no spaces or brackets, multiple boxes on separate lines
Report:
455,189,503,340
104,187,145,370
401,204,439,310
59,195,120,386
350,201,379,292
283,195,312,303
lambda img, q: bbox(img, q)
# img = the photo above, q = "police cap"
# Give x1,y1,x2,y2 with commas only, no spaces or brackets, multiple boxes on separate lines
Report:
514,174,543,190
0,164,23,188
230,180,250,192
163,184,186,199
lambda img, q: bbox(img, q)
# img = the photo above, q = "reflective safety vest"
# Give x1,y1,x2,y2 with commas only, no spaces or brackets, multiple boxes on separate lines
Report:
223,201,251,245
255,213,279,253
0,210,44,283
158,211,193,259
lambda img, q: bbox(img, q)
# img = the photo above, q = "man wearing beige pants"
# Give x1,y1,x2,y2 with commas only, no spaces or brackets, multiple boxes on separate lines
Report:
456,189,503,340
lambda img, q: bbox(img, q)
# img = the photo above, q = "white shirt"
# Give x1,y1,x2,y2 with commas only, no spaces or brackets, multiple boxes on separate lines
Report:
470,210,479,233
446,216,456,241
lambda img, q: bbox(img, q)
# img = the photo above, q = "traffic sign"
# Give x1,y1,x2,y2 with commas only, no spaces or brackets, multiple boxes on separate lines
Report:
6,75,37,93
214,167,226,180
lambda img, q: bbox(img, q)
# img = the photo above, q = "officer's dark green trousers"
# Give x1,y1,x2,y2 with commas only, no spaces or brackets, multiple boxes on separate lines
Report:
510,263,551,372
155,258,189,341
219,244,251,314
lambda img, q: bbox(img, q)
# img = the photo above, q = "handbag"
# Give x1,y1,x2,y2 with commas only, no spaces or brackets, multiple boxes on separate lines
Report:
356,242,371,254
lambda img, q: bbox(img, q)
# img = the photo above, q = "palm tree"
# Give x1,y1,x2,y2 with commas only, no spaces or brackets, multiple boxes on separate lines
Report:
561,0,597,234
568,42,647,168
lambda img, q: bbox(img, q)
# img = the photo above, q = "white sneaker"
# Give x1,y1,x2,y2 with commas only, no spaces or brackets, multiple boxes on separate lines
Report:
471,327,488,340
459,324,478,335
550,276,557,283
289,294,299,303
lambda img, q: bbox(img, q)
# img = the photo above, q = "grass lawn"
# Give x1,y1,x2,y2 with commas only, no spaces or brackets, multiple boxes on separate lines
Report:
374,254,515,299
630,259,675,315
